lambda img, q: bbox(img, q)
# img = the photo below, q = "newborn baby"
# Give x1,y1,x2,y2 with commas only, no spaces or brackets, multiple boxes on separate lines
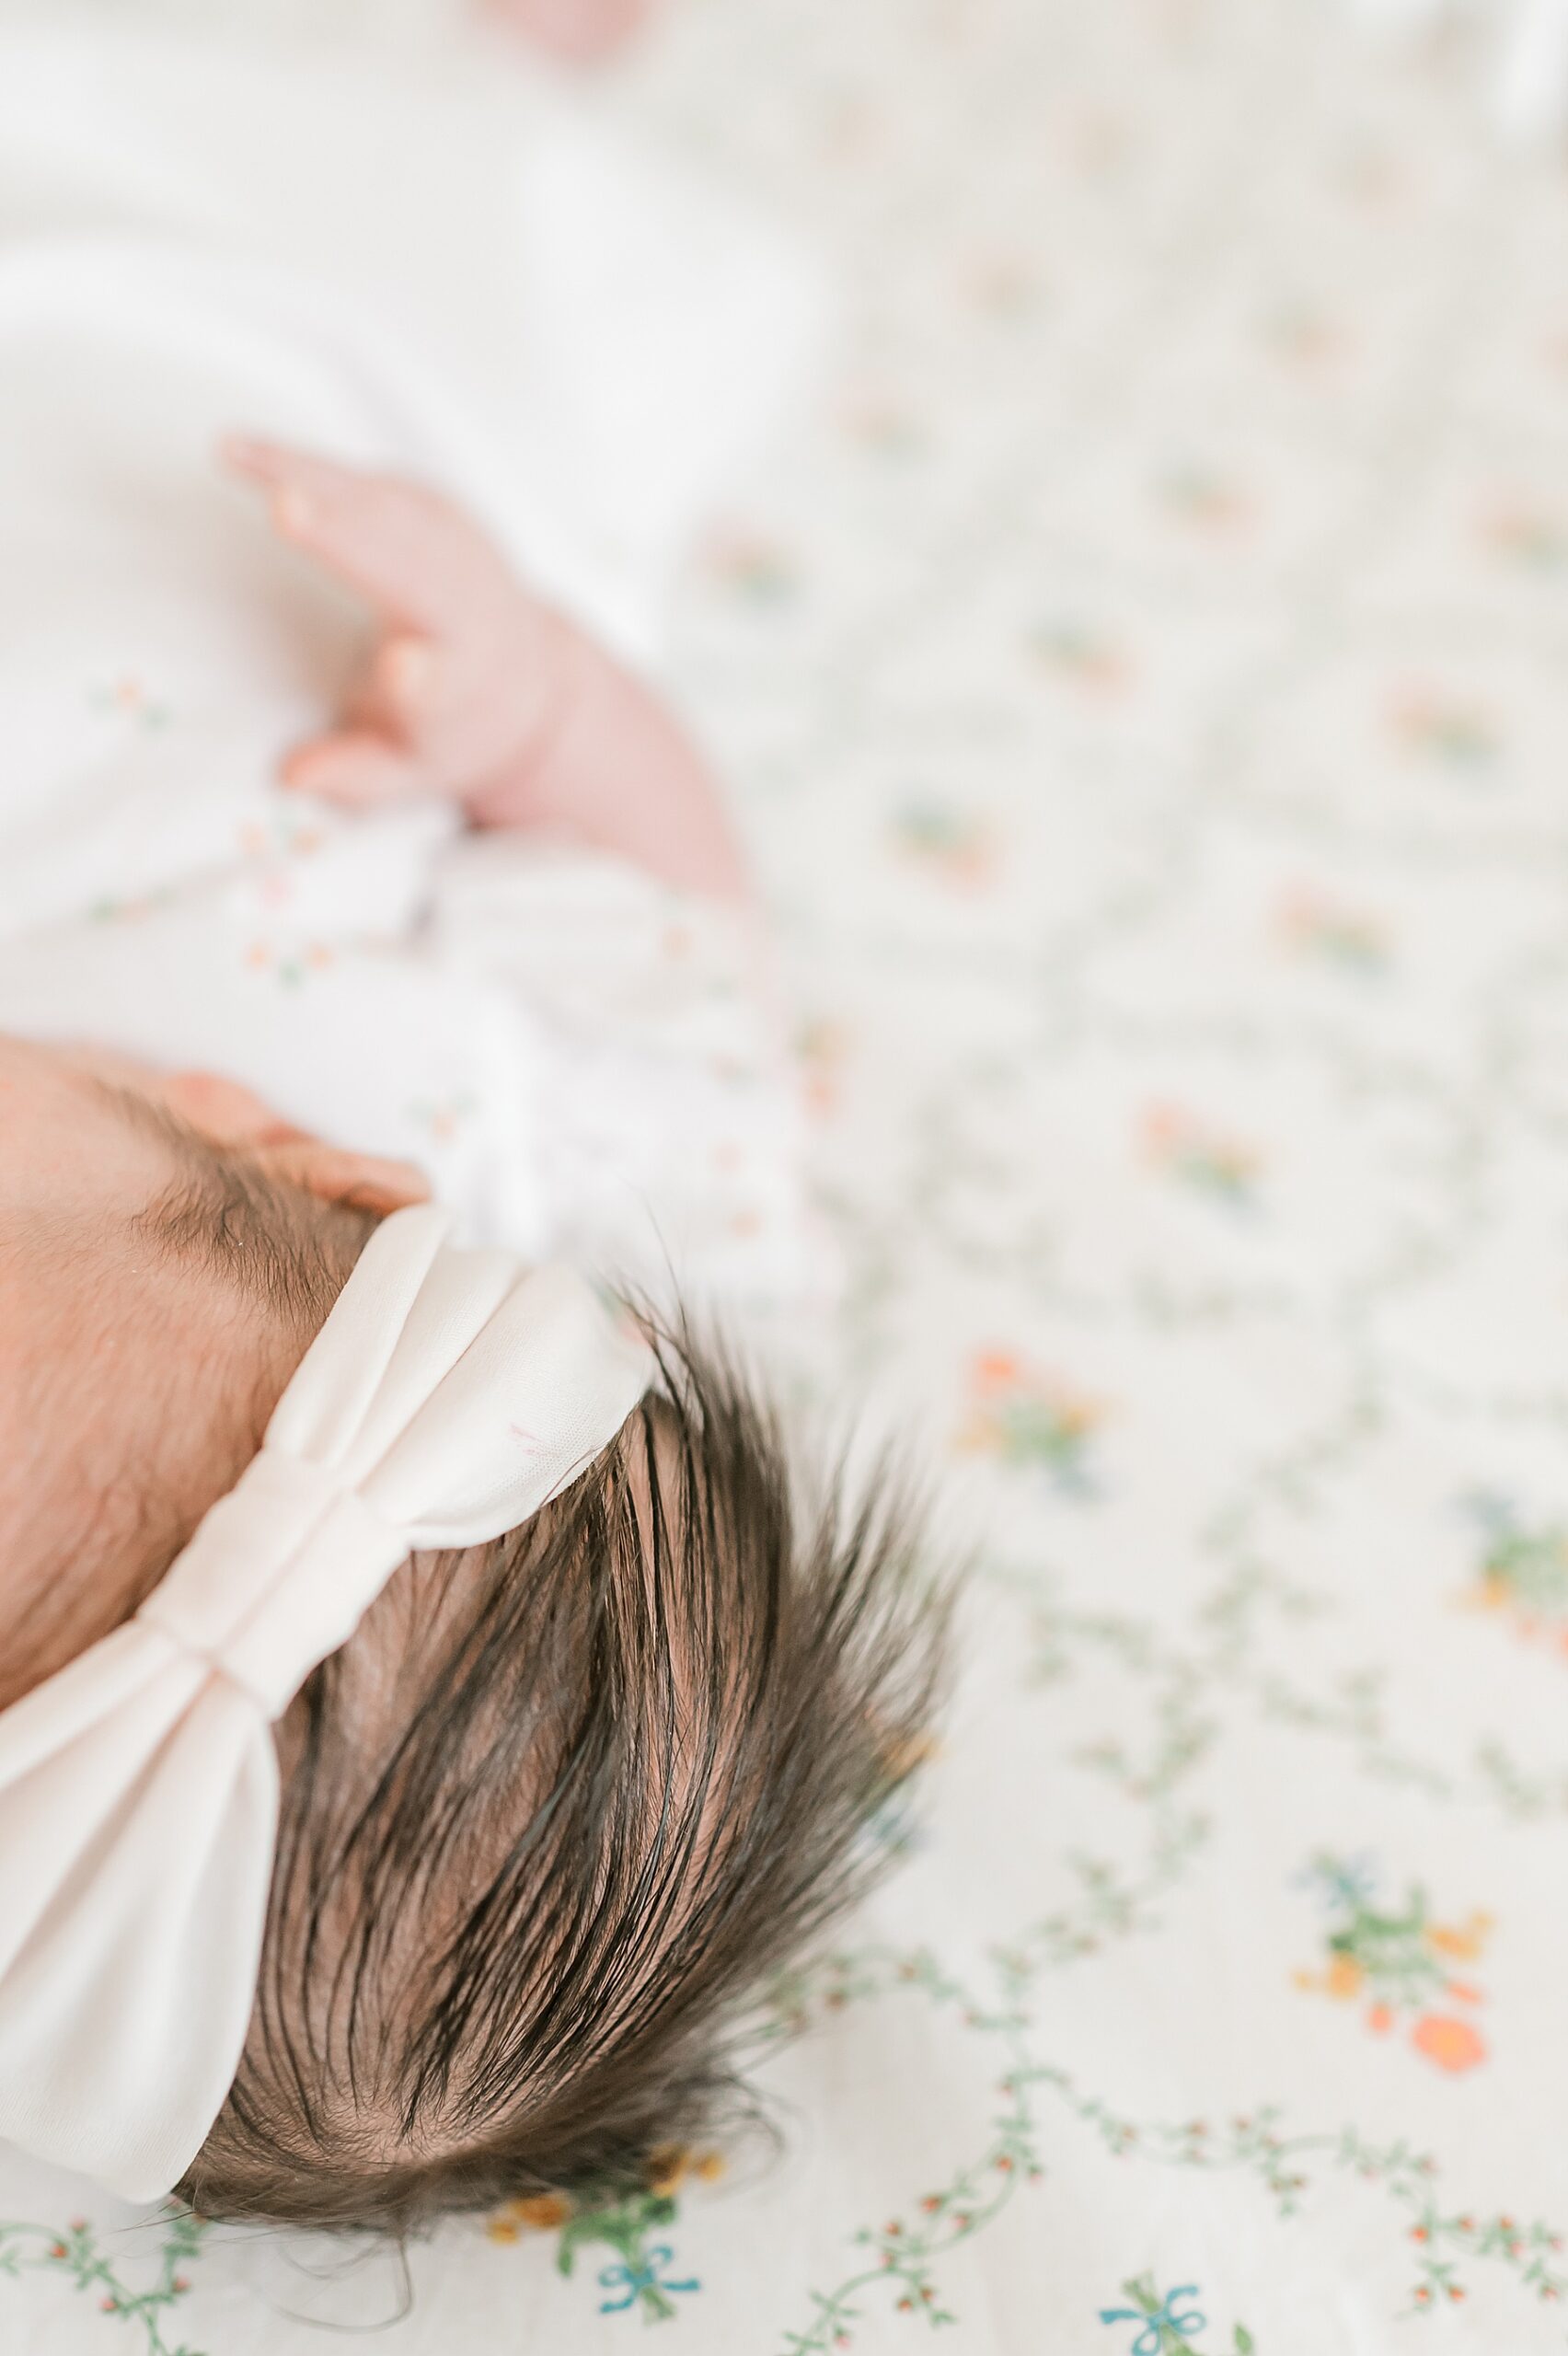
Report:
0,412,944,2243
0,27,940,2234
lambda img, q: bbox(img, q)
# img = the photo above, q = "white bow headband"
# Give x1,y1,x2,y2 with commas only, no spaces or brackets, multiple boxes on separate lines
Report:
0,1205,652,2201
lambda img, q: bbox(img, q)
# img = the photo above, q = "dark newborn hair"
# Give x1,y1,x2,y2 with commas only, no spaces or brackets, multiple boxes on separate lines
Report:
2,1079,945,2231
179,1249,948,2231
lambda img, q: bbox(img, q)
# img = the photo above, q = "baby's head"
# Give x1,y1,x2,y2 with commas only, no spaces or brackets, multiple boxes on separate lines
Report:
0,1036,946,2230
0,1035,402,1709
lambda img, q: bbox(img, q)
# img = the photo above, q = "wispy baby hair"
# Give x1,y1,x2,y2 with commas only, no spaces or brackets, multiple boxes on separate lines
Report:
188,1317,950,2232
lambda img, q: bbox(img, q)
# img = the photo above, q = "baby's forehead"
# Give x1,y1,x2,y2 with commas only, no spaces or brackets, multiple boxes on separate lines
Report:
0,1238,187,1708
0,1039,188,1235
0,1087,309,1706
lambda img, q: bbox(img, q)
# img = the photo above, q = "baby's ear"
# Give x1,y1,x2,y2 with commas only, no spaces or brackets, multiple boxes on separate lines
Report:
248,1138,432,1218
160,1069,298,1146
161,1070,430,1215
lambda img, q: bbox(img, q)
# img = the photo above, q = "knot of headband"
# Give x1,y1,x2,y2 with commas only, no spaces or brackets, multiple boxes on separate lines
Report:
0,1205,652,2200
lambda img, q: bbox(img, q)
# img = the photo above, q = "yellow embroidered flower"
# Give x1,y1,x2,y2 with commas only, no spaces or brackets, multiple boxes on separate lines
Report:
1427,1911,1493,1961
1324,1953,1364,2002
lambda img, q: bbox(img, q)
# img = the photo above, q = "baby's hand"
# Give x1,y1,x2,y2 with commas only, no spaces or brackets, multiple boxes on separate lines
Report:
228,434,748,897
226,438,560,813
484,0,652,64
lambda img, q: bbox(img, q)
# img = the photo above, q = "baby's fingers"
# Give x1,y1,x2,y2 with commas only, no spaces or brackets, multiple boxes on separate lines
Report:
225,436,502,633
260,1139,433,1215
225,437,390,582
366,634,443,734
225,435,365,505
282,729,428,809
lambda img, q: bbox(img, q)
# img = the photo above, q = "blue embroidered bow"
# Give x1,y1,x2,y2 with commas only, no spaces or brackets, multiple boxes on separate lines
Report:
1099,2283,1206,2354
597,2247,700,2316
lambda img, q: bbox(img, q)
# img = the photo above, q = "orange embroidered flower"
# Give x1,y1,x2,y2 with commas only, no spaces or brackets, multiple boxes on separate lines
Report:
496,2192,572,2233
1411,2015,1487,2073
957,1358,1108,1486
1141,1103,1182,1154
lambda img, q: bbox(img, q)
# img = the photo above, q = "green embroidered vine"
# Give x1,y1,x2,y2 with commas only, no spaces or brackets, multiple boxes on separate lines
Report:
0,2209,207,2356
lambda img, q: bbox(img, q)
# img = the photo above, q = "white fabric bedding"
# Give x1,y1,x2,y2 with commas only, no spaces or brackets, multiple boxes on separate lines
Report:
4,2,1568,2352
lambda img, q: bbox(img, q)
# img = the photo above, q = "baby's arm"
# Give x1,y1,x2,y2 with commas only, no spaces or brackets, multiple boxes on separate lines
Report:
226,440,746,904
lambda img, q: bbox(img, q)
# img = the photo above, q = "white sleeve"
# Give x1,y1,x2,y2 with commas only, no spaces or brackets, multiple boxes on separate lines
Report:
425,835,814,1317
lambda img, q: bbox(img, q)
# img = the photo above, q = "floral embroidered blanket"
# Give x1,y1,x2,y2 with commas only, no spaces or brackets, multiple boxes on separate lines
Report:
3,0,1568,2350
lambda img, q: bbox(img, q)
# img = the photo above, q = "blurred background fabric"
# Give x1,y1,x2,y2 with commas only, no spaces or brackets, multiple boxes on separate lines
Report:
6,0,1568,2350
1344,0,1568,142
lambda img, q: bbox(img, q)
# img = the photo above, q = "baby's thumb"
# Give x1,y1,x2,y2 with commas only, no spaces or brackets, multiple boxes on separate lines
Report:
282,730,427,808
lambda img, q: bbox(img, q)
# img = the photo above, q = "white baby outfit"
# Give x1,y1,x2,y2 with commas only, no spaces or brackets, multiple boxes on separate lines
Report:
0,23,824,1307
